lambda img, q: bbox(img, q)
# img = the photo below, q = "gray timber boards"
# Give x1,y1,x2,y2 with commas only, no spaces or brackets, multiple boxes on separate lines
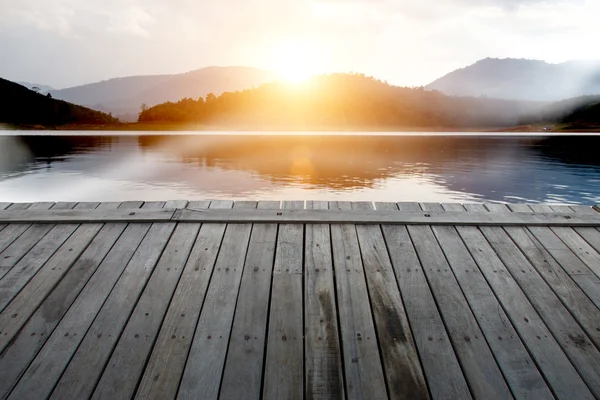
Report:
4,202,168,400
351,202,429,400
177,201,254,400
329,201,388,400
263,201,305,400
405,203,511,400
53,201,196,400
437,203,554,399
133,201,228,400
219,201,281,400
376,202,472,400
303,200,345,400
3,208,600,226
462,203,596,399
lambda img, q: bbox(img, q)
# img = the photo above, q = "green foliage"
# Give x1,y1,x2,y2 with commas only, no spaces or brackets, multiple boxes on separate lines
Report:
0,78,118,126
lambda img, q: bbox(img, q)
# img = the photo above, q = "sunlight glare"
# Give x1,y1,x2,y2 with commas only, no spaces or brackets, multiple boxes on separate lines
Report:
271,39,319,84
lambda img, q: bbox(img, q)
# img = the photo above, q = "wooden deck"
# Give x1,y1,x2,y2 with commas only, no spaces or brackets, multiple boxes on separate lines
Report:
0,200,599,400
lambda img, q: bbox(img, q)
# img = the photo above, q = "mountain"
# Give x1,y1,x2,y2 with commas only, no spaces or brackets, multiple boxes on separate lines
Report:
561,98,600,129
138,73,545,129
426,58,600,101
49,66,277,121
18,82,55,93
0,78,117,126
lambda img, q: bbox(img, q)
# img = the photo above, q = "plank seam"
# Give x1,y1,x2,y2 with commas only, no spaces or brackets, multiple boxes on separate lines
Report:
483,204,595,397
130,222,204,399
174,207,232,399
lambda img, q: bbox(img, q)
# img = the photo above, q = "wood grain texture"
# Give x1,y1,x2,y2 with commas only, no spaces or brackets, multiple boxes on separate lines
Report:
377,201,472,400
219,201,280,400
303,200,344,400
5,202,171,400
263,200,305,400
352,201,429,400
406,204,511,400
177,201,255,400
438,203,554,400
327,201,388,400
134,201,232,400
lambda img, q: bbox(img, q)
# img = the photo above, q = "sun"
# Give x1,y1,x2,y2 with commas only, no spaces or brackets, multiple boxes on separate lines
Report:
271,39,319,84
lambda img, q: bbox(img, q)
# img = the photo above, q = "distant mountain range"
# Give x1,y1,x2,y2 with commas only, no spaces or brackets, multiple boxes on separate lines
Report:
0,79,116,126
426,58,600,101
49,67,277,121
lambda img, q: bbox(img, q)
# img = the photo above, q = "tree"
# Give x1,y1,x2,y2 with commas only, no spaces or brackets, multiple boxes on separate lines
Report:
46,92,52,98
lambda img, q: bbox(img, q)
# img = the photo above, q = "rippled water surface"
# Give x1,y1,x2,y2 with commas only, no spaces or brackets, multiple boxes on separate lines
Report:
1,132,599,204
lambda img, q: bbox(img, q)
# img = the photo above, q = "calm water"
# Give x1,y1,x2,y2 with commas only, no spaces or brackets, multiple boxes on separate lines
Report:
1,132,599,204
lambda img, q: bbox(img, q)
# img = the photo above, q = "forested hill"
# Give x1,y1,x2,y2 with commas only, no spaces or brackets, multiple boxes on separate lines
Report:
0,78,118,126
138,74,543,129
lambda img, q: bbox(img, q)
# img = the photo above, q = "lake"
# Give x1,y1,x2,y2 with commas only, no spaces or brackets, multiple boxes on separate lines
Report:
1,132,599,205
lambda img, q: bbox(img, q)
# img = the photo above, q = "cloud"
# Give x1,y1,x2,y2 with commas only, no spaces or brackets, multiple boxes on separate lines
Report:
0,0,598,88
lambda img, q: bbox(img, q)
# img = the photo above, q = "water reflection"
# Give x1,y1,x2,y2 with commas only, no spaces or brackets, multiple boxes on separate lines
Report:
1,133,599,204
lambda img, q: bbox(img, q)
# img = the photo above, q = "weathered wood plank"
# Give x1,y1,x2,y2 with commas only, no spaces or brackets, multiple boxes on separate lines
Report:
6,202,173,400
0,202,150,399
134,201,232,400
487,204,600,309
569,205,598,215
0,204,33,254
175,208,600,226
352,202,429,400
60,203,201,400
0,203,90,311
219,201,280,400
438,203,554,399
485,204,600,347
302,200,344,400
0,203,124,354
0,207,175,223
0,203,11,211
461,205,597,399
3,208,600,226
376,201,472,400
0,202,62,273
327,201,388,400
263,200,305,400
177,201,255,400
405,204,511,400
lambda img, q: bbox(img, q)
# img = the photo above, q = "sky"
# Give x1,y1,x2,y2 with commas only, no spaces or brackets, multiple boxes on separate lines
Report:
0,0,599,89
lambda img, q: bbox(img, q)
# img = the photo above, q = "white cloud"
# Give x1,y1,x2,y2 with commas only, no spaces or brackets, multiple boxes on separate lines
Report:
0,0,598,88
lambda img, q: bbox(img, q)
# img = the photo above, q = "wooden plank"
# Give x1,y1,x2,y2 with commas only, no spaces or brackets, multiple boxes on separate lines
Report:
0,203,89,310
174,208,600,226
2,208,600,226
485,204,600,347
0,204,32,254
327,201,388,400
302,200,344,400
219,201,281,400
56,203,200,400
0,207,175,223
376,201,472,400
461,205,597,399
0,202,124,354
5,202,173,400
437,203,555,399
134,201,231,400
352,202,429,399
0,203,11,210
405,204,511,400
263,200,305,400
569,205,599,215
0,202,60,273
0,202,150,399
177,201,255,400
529,204,600,279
